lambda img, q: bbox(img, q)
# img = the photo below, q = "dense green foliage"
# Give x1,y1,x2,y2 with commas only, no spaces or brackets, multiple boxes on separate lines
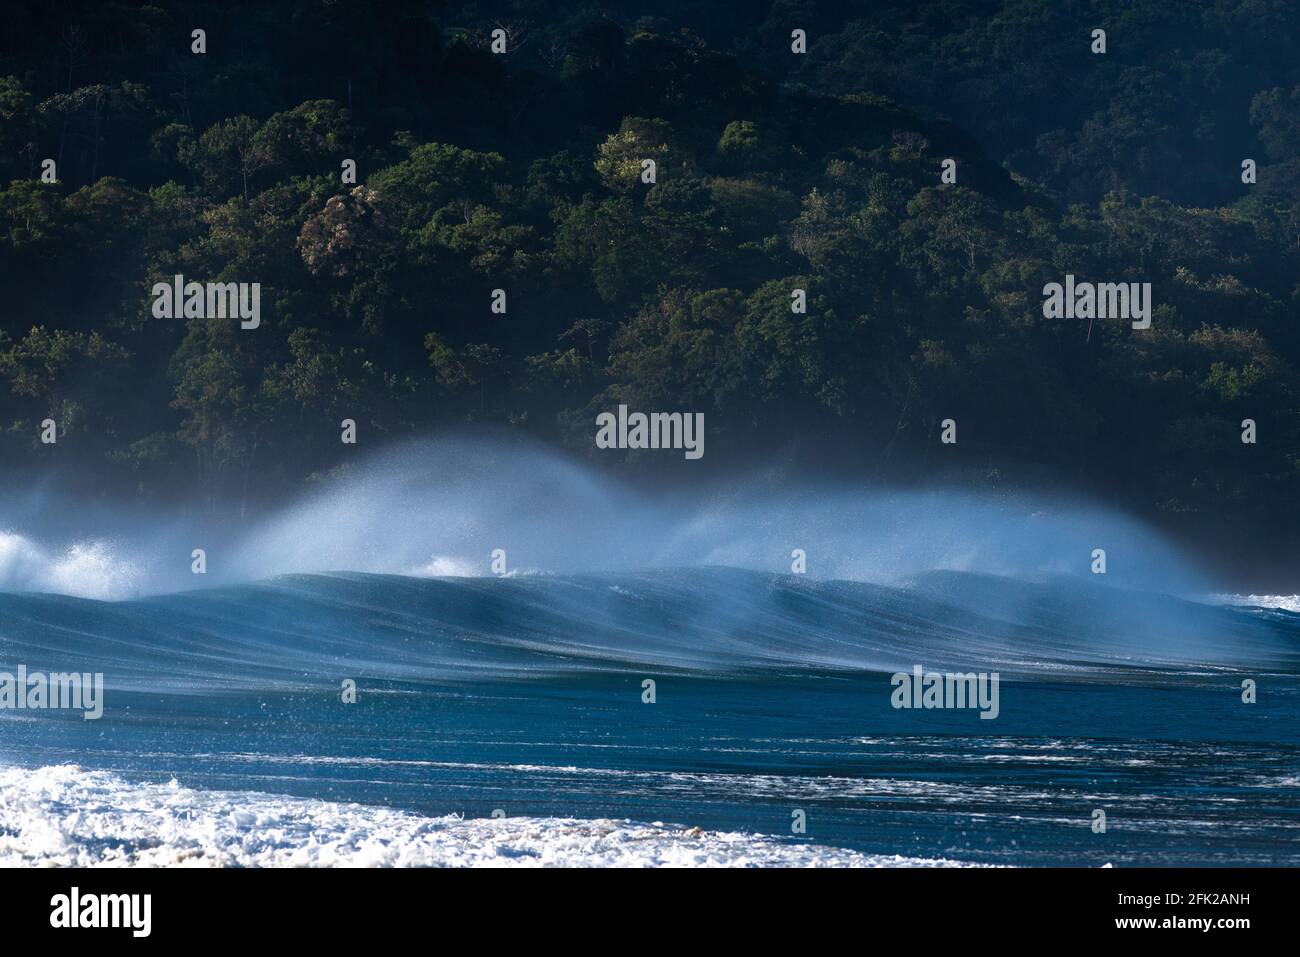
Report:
0,1,1297,561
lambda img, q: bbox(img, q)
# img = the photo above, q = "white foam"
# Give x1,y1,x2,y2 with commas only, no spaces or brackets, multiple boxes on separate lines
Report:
0,532,139,600
1214,594,1300,612
0,764,984,868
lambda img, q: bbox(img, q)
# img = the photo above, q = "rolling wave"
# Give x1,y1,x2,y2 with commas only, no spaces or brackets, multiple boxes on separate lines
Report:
1,567,1295,691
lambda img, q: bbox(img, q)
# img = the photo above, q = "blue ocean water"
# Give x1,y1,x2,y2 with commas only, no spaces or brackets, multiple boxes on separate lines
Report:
2,567,1297,866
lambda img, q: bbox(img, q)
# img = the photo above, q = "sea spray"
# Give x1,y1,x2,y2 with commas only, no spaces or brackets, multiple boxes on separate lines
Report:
1,436,1208,598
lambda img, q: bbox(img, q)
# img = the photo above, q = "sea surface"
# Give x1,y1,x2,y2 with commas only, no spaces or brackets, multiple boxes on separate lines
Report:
2,567,1298,866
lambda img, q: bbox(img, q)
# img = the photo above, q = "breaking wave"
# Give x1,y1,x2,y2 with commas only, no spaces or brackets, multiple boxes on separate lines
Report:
1,567,1296,693
0,763,977,868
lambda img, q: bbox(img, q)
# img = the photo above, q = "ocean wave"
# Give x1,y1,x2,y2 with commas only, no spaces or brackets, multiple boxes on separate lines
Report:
1,567,1296,691
0,764,979,868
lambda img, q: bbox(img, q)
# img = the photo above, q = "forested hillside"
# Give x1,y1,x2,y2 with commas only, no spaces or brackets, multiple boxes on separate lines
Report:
0,1,1296,571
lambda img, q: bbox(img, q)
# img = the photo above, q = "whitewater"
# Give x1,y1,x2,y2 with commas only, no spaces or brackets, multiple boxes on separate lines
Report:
1,438,1297,867
0,764,985,867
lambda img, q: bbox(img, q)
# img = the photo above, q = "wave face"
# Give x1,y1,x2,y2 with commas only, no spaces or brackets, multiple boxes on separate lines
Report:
2,568,1297,692
3,438,1296,867
2,568,1298,867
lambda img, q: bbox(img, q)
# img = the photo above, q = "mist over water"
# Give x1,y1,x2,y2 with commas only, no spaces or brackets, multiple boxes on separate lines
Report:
3,437,1298,869
0,435,1209,600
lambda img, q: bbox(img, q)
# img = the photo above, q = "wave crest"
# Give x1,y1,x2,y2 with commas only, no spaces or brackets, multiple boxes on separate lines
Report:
0,532,139,600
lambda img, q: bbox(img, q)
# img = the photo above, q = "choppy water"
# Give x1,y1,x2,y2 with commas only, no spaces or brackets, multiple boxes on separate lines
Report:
2,568,1297,866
